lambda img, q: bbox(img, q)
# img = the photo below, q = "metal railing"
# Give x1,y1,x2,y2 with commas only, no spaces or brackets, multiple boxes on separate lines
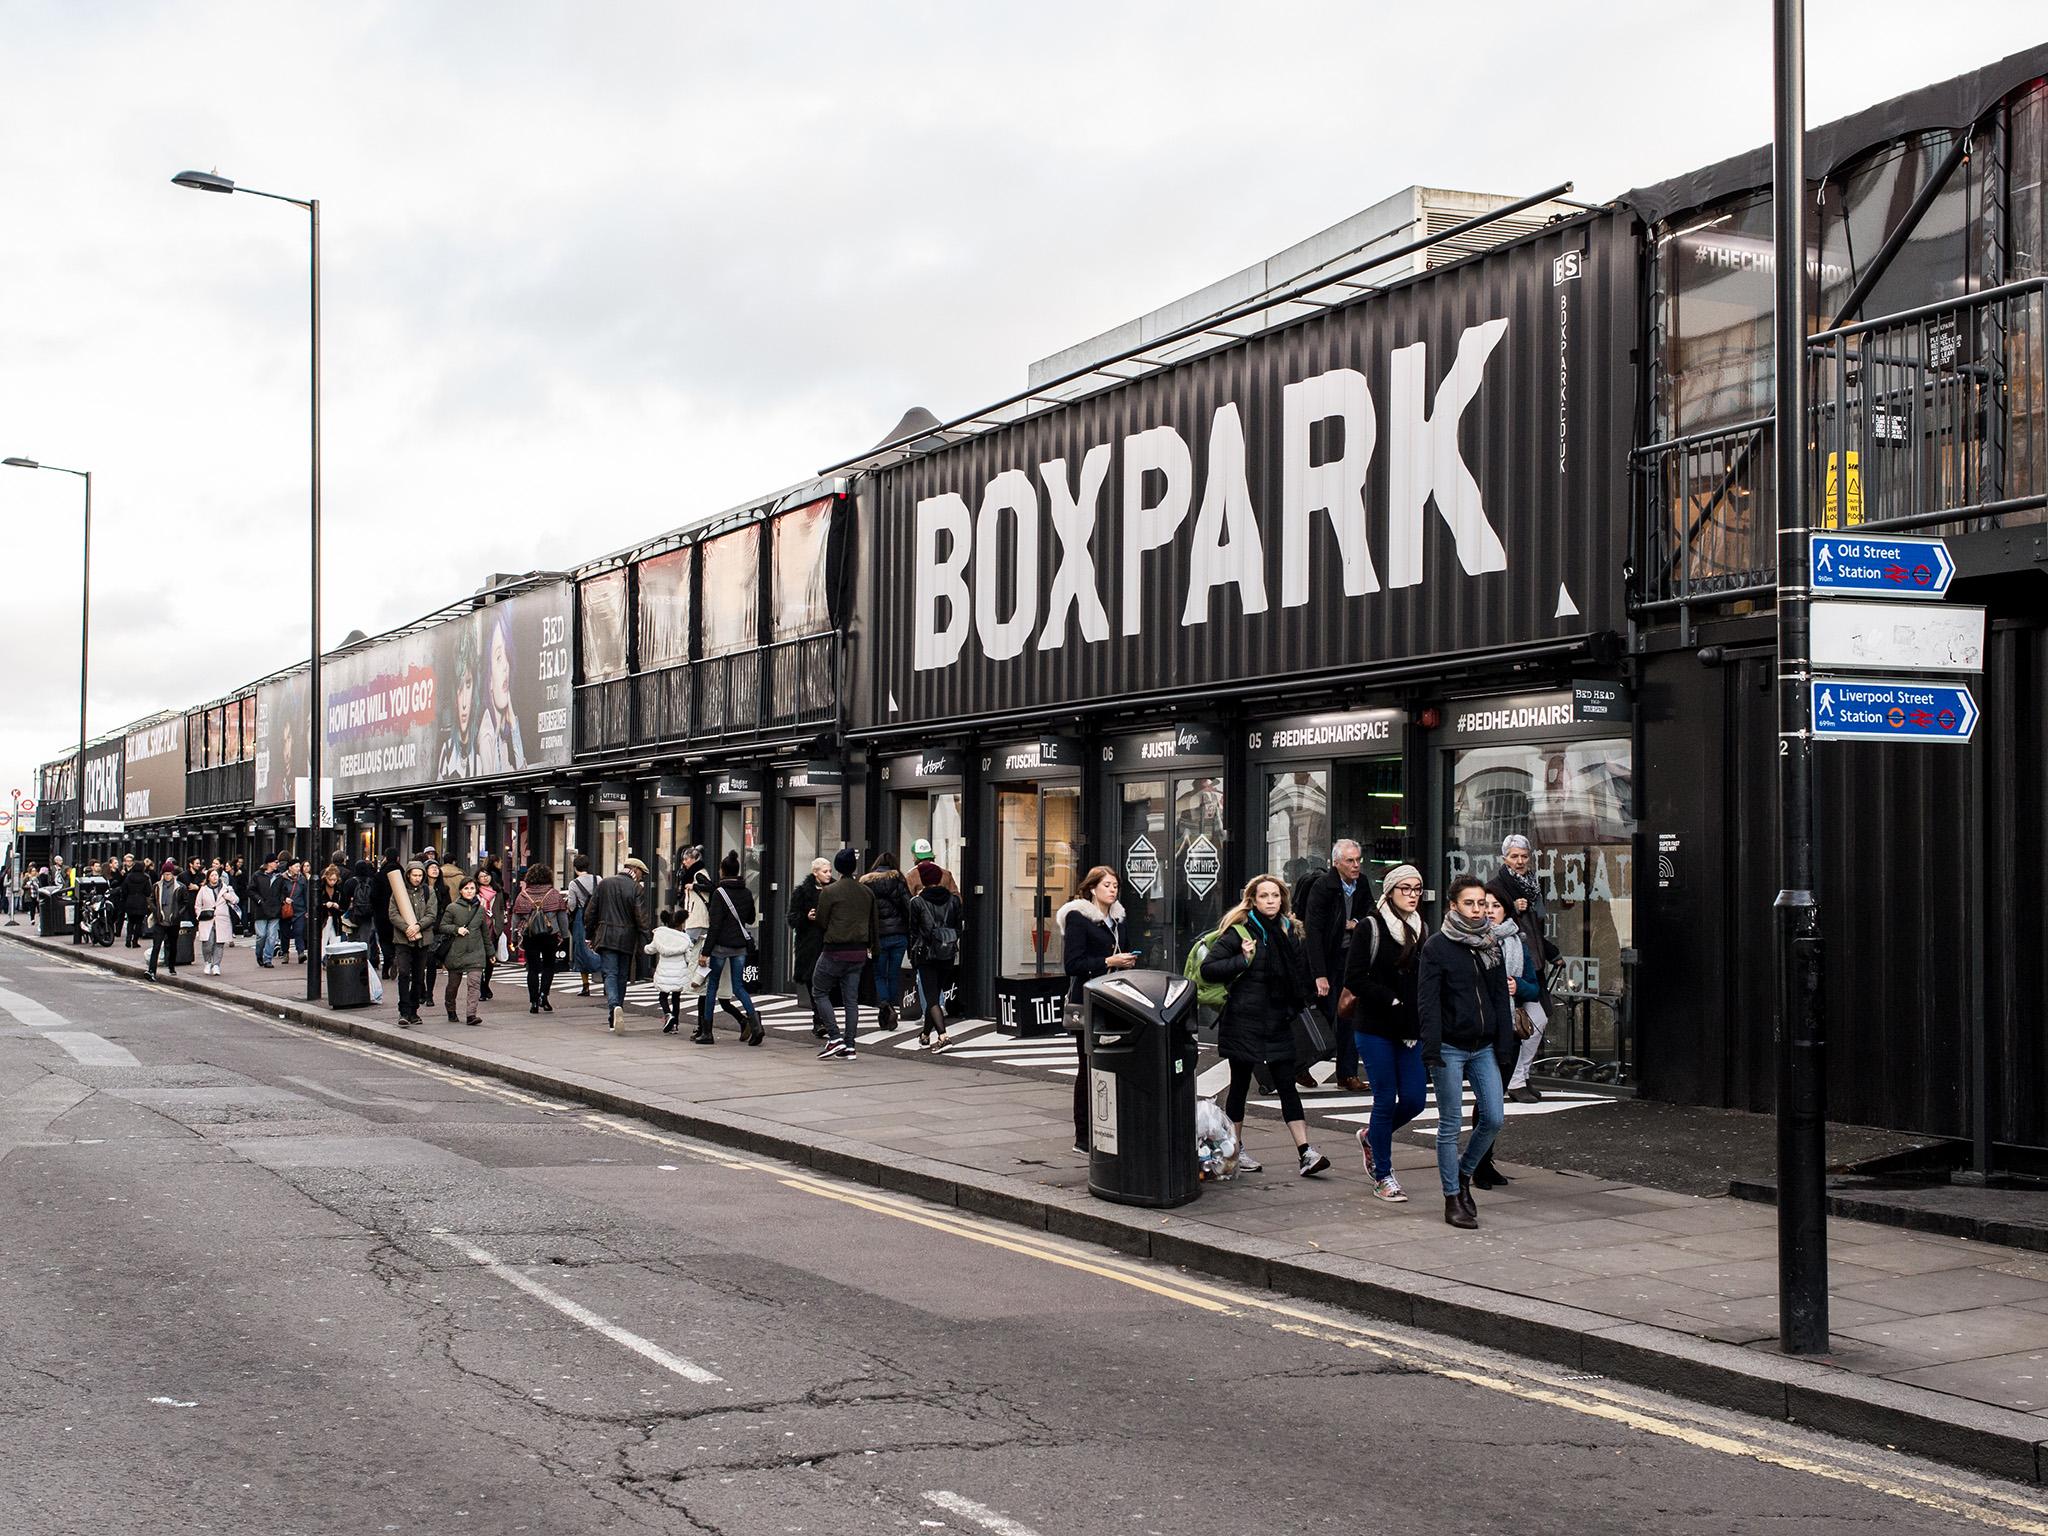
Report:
1633,277,2047,621
574,633,839,756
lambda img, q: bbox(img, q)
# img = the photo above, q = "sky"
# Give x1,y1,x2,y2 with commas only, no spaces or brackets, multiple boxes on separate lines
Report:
2,0,2039,827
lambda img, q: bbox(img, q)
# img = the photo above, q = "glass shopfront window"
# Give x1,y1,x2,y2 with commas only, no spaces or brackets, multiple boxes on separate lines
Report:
995,783,1079,978
1445,734,1636,1079
596,812,629,877
1263,757,1405,894
717,801,762,906
897,790,963,877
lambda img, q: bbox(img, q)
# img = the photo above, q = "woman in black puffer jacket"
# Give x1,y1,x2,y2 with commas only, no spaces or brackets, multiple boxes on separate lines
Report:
1199,874,1331,1179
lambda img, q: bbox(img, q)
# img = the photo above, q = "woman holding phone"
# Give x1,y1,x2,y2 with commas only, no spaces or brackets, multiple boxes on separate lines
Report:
1059,867,1135,1154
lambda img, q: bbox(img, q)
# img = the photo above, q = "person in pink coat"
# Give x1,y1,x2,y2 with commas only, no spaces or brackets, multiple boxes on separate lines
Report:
194,868,240,976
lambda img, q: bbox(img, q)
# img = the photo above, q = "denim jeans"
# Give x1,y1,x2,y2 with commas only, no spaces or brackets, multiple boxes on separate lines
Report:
1429,1043,1505,1197
1356,1031,1428,1180
874,936,909,1007
811,952,864,1045
704,953,753,1012
599,948,631,1011
254,918,279,965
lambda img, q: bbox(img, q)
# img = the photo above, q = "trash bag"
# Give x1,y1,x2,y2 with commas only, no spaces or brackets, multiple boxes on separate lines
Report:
367,966,385,1004
1195,1095,1239,1181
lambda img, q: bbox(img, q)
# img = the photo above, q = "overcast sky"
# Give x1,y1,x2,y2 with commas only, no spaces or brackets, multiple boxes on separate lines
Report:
3,1,2037,828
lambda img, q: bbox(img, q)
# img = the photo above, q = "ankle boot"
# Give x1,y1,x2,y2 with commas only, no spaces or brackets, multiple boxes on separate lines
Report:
878,1003,897,1033
744,1008,764,1046
691,996,716,1043
1457,1174,1478,1221
1444,1195,1477,1230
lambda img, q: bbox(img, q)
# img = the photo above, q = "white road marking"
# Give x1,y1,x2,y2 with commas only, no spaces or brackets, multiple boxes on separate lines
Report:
922,1491,1045,1536
430,1232,722,1385
148,1396,197,1408
0,984,70,1030
44,1031,139,1067
280,1075,434,1115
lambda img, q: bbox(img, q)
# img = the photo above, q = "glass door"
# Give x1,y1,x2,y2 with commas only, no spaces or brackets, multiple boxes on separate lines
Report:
1264,756,1404,895
717,801,763,907
547,815,569,881
1117,779,1167,968
995,782,1079,978
1172,773,1227,965
897,790,964,875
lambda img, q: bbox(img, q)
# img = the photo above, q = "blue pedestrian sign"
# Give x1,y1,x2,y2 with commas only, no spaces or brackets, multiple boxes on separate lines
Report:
1809,533,1954,599
1811,678,1978,744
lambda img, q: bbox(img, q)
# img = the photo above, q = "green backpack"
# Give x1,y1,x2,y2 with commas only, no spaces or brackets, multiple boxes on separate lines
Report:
1184,922,1253,1009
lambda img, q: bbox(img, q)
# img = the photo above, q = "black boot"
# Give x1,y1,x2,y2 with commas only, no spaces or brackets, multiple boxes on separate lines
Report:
744,1008,764,1046
878,1003,897,1033
1457,1174,1478,1221
691,995,715,1044
718,997,747,1035
1472,1153,1510,1190
1445,1195,1477,1230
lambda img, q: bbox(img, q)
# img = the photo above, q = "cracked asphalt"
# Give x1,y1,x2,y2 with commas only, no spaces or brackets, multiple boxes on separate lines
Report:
4,953,2043,1534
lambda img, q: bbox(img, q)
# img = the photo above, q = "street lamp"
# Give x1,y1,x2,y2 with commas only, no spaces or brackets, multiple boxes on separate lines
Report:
173,167,324,1000
3,457,91,935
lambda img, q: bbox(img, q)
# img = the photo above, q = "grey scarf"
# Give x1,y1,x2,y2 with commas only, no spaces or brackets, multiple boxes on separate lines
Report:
1441,908,1502,968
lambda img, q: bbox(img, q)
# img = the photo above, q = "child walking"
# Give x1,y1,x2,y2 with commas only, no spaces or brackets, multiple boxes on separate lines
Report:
645,909,701,1038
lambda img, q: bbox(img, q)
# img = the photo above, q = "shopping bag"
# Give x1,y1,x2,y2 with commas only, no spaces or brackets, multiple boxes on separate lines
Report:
368,967,385,1004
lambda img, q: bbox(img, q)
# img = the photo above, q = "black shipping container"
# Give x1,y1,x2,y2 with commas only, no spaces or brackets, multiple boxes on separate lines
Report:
859,212,1638,732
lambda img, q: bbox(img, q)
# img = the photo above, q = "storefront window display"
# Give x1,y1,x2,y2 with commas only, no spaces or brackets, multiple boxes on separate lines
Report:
1443,699,1634,1079
995,783,1079,977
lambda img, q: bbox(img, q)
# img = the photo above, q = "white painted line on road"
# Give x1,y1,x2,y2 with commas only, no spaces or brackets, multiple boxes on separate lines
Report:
280,1074,435,1115
922,1491,1045,1536
148,1396,197,1408
430,1232,722,1385
0,984,70,1030
44,1031,139,1067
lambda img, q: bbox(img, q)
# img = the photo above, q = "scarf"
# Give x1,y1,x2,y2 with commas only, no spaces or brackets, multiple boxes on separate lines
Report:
1501,865,1543,911
1440,908,1502,969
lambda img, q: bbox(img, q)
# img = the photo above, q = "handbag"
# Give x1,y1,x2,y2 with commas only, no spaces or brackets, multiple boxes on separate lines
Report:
1513,1004,1535,1040
1289,1005,1333,1064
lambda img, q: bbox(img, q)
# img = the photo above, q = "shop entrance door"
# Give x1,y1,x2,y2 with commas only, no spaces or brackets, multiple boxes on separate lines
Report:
992,781,1079,1030
715,799,763,910
1114,773,1228,976
1263,756,1406,896
547,815,570,882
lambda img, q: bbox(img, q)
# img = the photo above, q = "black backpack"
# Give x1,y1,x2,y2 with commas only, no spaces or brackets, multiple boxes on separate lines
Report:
1292,868,1323,925
913,893,960,964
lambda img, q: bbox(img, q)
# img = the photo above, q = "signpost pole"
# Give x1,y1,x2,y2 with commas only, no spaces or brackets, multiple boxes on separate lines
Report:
1772,0,1830,1355
4,791,18,926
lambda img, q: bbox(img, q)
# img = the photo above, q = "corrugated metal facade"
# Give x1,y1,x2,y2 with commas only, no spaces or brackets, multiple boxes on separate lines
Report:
858,212,1638,732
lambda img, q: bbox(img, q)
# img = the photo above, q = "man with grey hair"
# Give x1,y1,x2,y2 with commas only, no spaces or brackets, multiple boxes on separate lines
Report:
1487,833,1556,1102
1301,838,1368,1093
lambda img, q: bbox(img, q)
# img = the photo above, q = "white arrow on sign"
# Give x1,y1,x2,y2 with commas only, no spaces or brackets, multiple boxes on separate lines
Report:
1958,686,1979,737
1932,540,1956,590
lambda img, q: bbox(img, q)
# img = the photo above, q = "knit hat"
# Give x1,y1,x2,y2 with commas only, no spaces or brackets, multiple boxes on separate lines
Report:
918,862,945,888
1501,833,1533,855
1381,864,1423,900
833,847,860,876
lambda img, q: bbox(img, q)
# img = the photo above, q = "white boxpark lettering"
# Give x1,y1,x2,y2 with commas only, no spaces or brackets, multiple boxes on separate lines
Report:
909,319,1512,670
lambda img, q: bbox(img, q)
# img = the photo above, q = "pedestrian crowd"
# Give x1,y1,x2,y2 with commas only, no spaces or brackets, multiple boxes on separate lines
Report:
27,825,1557,1231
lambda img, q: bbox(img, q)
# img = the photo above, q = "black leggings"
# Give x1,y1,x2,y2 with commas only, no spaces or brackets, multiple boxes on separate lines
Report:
1225,1058,1303,1123
526,941,558,1005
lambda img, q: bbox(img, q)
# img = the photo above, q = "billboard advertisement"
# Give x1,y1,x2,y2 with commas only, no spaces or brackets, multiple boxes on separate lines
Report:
82,737,124,833
123,716,187,823
257,582,575,806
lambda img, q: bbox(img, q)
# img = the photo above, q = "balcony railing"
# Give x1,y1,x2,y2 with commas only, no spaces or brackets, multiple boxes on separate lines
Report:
1633,277,2047,621
186,760,254,810
574,632,839,758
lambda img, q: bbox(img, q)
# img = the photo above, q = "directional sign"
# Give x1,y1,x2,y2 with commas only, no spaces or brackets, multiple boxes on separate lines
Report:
1812,678,1978,744
1811,600,1985,673
1809,533,1954,599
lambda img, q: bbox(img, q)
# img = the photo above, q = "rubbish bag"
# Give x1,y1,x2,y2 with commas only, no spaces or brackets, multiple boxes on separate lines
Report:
367,966,385,1004
1195,1095,1239,1181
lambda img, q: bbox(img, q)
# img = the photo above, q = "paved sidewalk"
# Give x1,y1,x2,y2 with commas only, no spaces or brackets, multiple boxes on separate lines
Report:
15,923,2048,1480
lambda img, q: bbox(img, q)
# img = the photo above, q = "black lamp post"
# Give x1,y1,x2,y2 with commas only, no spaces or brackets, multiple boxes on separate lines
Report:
172,169,324,1001
3,457,91,894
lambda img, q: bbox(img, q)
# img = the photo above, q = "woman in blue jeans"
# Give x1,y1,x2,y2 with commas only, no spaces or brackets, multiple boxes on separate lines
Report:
1416,874,1514,1229
1339,864,1428,1203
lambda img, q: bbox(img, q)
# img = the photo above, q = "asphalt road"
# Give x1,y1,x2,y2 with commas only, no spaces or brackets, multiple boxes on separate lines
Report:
4,949,2046,1536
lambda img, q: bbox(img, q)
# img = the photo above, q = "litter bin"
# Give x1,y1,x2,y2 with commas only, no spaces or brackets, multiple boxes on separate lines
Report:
1082,969,1202,1209
324,941,372,1009
38,888,73,938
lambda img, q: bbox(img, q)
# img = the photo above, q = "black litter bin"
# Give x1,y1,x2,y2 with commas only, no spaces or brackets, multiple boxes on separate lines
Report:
324,941,372,1009
1082,969,1202,1209
38,889,72,937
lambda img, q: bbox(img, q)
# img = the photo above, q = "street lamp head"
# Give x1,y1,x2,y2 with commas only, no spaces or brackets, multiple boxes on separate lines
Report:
171,170,235,194
2,458,39,469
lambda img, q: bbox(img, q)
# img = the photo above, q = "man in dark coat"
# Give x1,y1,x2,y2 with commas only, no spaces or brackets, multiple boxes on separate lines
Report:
248,852,284,967
120,856,152,947
1301,839,1368,1092
590,856,651,1031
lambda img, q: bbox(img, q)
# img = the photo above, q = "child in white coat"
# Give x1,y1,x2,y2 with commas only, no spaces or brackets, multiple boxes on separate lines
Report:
645,909,701,1038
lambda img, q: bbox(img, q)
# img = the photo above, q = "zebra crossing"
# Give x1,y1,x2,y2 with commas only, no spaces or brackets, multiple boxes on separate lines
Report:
504,963,1614,1128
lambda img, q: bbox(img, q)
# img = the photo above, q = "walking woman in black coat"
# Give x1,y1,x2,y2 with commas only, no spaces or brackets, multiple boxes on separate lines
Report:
1199,874,1332,1178
120,860,152,947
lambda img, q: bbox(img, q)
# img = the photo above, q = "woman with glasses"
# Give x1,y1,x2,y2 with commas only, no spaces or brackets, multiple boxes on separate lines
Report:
1340,864,1429,1202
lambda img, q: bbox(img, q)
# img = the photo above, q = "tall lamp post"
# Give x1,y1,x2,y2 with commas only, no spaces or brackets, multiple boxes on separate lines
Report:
172,169,323,1001
3,457,91,913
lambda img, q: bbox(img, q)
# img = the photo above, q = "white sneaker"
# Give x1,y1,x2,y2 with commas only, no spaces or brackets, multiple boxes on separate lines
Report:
1372,1174,1409,1203
1236,1151,1264,1173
